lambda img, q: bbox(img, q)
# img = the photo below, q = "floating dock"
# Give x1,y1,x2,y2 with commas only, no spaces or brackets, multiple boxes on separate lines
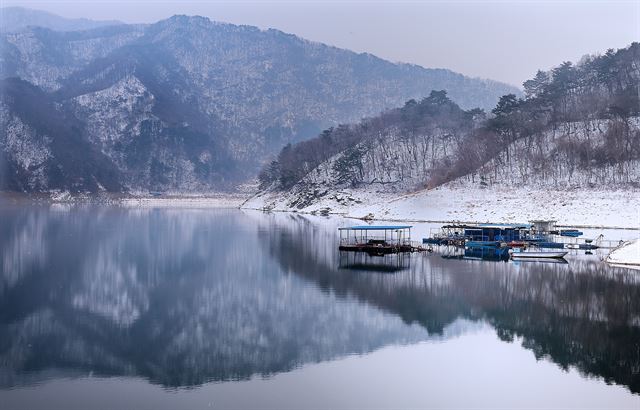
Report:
338,225,418,255
422,220,606,251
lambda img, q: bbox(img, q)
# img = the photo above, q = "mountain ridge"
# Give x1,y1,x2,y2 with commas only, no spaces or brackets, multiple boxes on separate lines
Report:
0,6,123,32
0,12,519,193
246,43,640,223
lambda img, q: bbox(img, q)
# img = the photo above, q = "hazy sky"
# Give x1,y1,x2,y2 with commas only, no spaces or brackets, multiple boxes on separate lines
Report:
4,0,639,87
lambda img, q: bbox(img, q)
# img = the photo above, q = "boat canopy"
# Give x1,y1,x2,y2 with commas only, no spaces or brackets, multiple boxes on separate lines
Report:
338,225,412,231
441,223,530,230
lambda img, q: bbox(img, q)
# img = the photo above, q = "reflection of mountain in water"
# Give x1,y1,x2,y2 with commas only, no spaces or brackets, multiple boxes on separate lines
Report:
256,213,640,394
2,206,639,394
0,205,440,389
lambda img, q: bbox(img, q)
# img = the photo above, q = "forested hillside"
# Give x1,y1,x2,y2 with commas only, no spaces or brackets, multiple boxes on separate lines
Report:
456,44,640,188
256,43,640,209
0,11,518,193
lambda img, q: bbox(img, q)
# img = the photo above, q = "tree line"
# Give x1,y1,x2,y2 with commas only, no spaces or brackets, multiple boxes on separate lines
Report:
259,43,640,191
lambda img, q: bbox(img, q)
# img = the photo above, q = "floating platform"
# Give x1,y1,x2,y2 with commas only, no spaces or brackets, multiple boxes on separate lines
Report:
339,225,415,255
338,243,414,255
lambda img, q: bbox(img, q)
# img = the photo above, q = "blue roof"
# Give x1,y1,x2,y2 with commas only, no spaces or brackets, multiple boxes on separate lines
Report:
471,223,530,229
338,225,412,230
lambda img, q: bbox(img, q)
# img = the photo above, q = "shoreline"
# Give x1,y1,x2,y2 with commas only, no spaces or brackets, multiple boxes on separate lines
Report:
239,205,640,231
241,184,640,231
3,191,639,231
0,192,250,208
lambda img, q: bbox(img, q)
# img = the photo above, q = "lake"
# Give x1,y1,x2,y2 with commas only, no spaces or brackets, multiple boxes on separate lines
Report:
0,204,638,409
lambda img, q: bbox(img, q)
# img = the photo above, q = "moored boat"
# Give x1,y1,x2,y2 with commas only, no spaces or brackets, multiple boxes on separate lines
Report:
509,249,568,259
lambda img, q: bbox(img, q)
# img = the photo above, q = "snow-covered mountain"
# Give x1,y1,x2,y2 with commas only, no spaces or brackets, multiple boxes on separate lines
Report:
0,13,519,193
246,44,640,226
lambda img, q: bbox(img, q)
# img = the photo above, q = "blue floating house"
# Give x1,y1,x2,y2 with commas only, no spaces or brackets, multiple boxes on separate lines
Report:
463,223,530,247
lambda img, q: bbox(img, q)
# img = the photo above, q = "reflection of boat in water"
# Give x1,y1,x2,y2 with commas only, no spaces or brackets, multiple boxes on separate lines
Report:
439,246,568,263
509,250,568,259
439,246,510,262
339,251,411,273
464,246,510,261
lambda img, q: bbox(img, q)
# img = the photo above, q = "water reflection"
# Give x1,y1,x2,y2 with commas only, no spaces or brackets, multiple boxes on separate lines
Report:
338,252,411,272
0,205,638,396
256,212,640,394
0,205,431,389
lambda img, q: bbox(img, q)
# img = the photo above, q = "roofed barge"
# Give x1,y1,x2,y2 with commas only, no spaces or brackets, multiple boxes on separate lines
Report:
338,225,413,255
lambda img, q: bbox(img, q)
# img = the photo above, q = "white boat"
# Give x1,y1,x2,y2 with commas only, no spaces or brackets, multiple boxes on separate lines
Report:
509,250,568,259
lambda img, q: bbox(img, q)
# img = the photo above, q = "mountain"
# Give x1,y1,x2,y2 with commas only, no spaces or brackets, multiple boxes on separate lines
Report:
0,7,122,32
0,13,519,193
247,43,640,221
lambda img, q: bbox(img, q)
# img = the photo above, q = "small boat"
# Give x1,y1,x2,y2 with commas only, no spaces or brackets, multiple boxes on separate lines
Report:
509,249,568,259
511,257,569,265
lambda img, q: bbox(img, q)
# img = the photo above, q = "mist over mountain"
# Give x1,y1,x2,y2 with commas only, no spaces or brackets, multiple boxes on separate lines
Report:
0,11,519,193
0,7,123,33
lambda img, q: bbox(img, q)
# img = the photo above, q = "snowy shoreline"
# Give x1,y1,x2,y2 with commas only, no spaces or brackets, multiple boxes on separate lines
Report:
241,207,640,231
0,191,250,209
3,187,638,231
242,184,640,231
119,195,248,208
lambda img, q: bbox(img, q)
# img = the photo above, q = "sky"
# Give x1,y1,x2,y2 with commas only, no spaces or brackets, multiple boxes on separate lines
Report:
3,0,639,87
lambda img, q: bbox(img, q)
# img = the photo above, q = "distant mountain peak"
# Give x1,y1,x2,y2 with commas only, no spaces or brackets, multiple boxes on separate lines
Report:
1,9,521,193
1,6,123,33
166,14,212,24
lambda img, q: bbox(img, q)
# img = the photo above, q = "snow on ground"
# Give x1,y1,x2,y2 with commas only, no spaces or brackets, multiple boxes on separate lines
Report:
243,182,640,229
242,184,398,215
607,239,640,267
347,184,640,229
243,116,640,229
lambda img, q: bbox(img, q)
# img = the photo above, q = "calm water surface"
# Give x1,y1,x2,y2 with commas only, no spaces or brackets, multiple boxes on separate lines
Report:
0,204,638,409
